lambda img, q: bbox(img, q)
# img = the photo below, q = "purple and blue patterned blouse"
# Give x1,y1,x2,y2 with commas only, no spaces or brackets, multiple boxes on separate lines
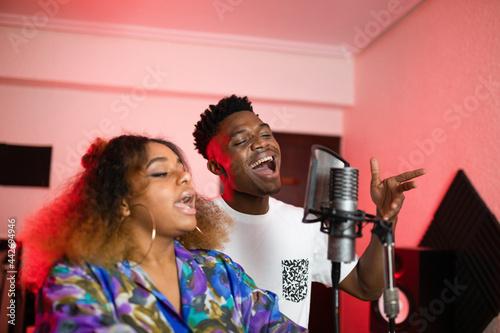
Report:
35,241,307,332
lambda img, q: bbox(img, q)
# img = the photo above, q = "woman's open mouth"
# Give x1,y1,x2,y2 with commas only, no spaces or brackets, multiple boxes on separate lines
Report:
174,191,196,215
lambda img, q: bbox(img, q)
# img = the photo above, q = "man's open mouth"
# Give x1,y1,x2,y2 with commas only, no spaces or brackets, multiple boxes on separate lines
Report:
250,156,276,172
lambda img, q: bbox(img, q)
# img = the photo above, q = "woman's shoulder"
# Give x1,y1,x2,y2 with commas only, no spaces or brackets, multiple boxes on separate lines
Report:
183,247,246,273
47,258,92,277
44,258,123,286
187,248,231,264
38,259,107,302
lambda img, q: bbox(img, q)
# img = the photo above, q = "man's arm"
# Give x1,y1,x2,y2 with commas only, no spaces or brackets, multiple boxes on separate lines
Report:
338,157,426,300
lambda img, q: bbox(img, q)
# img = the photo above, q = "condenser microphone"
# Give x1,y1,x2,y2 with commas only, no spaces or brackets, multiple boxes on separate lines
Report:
328,167,358,263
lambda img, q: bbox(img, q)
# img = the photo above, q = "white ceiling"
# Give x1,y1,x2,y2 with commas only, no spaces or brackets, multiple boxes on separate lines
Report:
0,0,425,55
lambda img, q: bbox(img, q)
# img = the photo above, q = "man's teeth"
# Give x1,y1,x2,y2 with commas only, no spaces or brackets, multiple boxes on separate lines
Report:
250,156,273,169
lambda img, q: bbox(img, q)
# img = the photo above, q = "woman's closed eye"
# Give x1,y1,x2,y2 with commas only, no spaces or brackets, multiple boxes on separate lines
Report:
149,172,168,178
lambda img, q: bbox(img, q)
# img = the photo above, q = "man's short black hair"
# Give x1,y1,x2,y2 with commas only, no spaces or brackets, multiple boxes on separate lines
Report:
193,94,254,159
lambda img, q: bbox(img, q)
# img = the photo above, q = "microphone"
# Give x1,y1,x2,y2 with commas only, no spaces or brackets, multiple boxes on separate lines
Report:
327,167,358,263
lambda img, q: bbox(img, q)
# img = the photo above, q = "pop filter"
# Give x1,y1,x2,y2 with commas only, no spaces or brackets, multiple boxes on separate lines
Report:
302,144,349,223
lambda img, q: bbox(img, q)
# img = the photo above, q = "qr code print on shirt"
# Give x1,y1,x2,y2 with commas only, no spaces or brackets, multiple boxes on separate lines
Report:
281,259,309,303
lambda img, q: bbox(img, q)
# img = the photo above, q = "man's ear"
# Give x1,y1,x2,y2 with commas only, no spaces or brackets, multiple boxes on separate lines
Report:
120,199,131,218
207,159,225,176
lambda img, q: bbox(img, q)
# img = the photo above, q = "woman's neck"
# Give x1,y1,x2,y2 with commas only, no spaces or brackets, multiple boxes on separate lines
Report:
137,238,176,268
138,239,182,314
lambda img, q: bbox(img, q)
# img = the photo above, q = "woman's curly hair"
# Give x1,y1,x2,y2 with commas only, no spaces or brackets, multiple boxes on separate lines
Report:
179,195,233,251
193,94,254,159
20,134,232,292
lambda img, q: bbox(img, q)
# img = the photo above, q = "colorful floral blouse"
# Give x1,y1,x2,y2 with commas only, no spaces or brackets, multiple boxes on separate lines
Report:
35,241,307,332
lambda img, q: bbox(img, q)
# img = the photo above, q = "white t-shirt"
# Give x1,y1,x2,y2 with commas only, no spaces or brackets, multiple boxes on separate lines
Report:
213,196,357,328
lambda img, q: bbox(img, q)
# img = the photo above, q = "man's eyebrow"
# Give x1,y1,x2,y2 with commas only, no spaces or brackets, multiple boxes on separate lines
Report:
260,123,271,129
229,123,271,139
229,129,247,139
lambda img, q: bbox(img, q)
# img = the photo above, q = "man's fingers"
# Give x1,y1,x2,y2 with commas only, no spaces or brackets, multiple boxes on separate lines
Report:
394,168,426,183
400,181,418,192
370,157,381,187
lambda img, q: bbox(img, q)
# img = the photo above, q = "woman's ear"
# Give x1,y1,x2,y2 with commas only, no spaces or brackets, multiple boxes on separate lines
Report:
120,199,131,218
207,159,225,176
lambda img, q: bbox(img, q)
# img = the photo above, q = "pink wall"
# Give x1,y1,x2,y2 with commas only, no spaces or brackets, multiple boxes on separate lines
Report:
341,0,500,331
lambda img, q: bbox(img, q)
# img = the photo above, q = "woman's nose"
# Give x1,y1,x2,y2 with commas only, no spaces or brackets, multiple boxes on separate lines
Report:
177,171,191,185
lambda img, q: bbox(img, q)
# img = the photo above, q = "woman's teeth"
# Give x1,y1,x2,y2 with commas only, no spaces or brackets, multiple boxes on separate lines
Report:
175,194,196,215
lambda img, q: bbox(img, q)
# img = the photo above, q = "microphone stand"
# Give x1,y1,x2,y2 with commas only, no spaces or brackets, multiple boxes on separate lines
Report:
320,211,399,333
321,208,362,333
331,261,341,333
372,219,399,333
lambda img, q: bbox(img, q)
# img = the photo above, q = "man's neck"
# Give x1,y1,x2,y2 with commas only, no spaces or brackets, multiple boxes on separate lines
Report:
222,191,270,215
